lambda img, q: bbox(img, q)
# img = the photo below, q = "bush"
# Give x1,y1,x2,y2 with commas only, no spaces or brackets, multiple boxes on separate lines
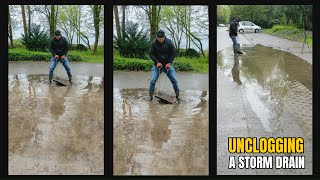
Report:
9,48,83,61
75,44,88,51
113,57,194,72
113,22,151,59
268,19,280,28
21,25,50,52
177,49,186,57
185,48,200,58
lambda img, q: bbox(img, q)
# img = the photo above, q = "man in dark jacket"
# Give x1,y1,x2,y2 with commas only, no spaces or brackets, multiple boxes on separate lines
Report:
229,18,243,55
48,29,72,83
149,30,179,101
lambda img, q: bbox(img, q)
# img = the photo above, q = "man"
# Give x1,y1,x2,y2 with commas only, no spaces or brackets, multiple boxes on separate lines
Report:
48,29,72,84
229,18,243,55
149,30,179,101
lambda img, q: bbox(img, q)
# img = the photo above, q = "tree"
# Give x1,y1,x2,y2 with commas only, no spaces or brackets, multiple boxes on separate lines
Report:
161,6,183,53
21,5,27,36
8,8,13,48
141,5,162,40
27,5,31,35
92,5,103,54
121,6,126,37
114,5,121,38
58,5,77,45
33,5,59,37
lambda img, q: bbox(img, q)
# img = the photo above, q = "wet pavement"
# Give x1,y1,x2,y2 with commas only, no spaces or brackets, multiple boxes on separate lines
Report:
113,72,208,175
8,62,104,175
217,27,312,175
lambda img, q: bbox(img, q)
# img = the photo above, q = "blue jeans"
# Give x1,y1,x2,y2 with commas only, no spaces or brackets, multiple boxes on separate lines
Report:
49,56,72,81
230,35,238,50
149,65,179,95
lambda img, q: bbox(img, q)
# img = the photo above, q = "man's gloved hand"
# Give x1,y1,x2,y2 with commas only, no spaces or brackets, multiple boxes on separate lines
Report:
156,62,163,69
61,55,65,60
54,55,59,60
165,63,171,70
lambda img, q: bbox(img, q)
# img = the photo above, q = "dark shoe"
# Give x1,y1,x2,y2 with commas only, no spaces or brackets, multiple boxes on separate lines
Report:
175,91,180,100
237,50,243,54
49,80,52,84
149,92,153,101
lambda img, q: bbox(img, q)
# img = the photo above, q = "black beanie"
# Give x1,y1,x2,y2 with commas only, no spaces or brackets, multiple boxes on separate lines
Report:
156,30,165,38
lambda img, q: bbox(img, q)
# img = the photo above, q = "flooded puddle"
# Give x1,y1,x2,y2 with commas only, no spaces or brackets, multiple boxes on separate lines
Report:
217,44,312,138
113,86,208,175
8,74,104,175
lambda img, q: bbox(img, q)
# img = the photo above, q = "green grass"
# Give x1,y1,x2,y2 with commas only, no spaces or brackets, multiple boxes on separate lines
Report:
9,45,104,63
77,47,104,63
114,54,208,73
175,56,208,73
263,25,312,45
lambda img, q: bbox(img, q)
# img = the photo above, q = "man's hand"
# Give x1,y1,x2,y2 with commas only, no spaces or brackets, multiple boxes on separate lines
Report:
54,55,59,60
165,63,171,70
156,62,163,69
61,55,65,60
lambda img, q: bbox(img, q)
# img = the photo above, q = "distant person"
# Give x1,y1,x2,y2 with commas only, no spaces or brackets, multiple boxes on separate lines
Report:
229,18,243,55
149,30,179,101
48,30,72,84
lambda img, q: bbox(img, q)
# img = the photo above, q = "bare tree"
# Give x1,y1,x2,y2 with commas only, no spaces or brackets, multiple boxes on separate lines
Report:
92,5,103,54
114,5,121,38
141,5,162,40
8,8,13,48
21,5,27,36
27,5,31,35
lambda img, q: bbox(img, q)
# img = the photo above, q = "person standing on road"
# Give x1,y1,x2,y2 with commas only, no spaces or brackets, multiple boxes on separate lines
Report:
48,30,72,84
149,30,179,101
229,18,243,55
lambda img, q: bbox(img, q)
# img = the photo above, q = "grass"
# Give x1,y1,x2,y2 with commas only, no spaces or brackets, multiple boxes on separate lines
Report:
9,44,104,63
175,56,208,73
263,25,312,45
114,54,208,73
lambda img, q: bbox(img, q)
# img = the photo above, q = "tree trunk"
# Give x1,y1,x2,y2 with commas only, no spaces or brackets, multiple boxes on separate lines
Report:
49,5,55,37
93,5,101,54
78,6,81,44
150,5,157,40
21,5,27,36
184,6,188,49
8,9,14,48
27,5,31,35
188,6,191,48
114,5,121,38
121,5,126,37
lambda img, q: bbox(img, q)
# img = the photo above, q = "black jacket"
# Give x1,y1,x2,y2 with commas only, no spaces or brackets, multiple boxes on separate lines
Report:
229,20,238,36
149,38,177,66
49,36,70,57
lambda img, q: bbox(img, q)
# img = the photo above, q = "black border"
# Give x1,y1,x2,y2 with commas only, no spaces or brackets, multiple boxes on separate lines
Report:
0,4,8,177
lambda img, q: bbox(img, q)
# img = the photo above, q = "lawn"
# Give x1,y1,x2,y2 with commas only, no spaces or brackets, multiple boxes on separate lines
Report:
8,46,104,63
263,25,312,45
113,54,208,73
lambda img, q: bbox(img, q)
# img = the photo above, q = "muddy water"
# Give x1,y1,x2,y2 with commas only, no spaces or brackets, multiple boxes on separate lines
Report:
218,44,312,138
113,73,209,175
8,74,104,175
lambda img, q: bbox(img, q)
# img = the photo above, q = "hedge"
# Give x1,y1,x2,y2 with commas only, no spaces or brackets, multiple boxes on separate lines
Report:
9,49,83,62
113,56,194,72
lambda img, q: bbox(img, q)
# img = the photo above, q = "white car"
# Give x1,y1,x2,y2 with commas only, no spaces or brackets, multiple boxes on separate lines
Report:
218,24,227,27
238,21,262,33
